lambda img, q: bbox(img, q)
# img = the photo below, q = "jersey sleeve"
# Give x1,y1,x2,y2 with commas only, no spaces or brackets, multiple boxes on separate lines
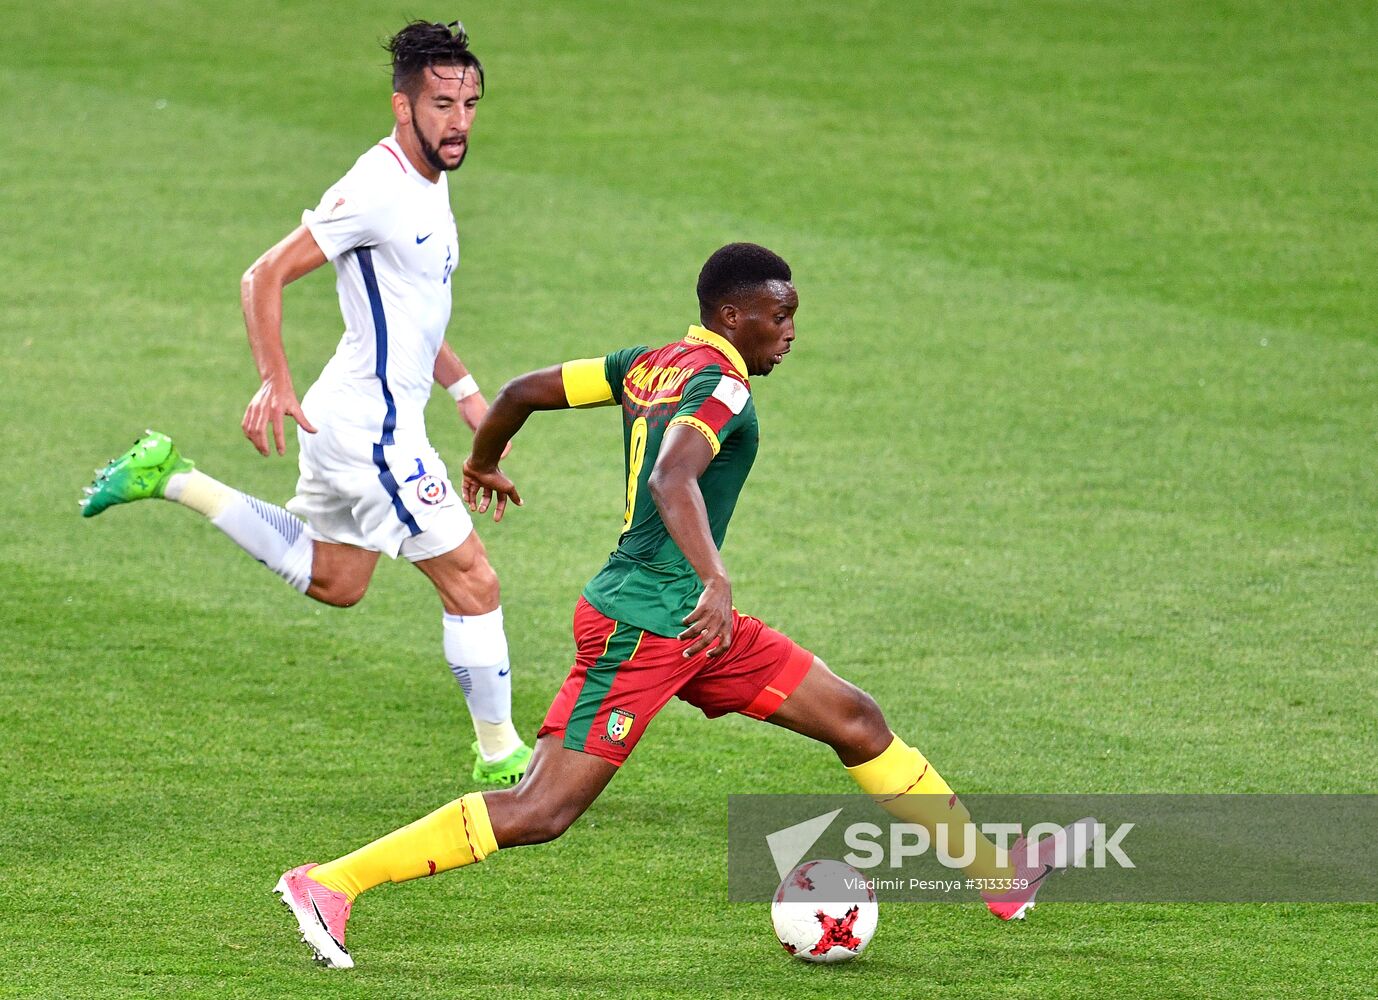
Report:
666,368,752,456
301,170,401,261
560,346,649,407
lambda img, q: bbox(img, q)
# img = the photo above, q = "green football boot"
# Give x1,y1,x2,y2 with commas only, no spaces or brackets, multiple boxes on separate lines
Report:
81,430,194,518
471,741,532,787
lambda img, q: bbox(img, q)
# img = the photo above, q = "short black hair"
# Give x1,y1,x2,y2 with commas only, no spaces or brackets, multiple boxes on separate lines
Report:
387,20,484,98
696,243,792,321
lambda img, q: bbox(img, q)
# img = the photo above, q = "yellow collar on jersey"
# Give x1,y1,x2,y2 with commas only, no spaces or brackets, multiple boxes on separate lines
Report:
685,326,748,380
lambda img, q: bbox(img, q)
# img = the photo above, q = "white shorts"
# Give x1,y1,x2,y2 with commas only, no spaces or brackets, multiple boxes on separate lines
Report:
287,418,473,563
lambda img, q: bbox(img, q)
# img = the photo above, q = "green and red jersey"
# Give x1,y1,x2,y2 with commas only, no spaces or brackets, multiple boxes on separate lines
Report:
560,325,759,637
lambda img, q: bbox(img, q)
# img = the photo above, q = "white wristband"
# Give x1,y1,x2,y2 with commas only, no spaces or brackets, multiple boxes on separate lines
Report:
448,374,480,401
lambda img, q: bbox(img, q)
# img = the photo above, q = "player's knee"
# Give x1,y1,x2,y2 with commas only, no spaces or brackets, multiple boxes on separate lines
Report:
431,539,501,611
308,576,369,608
333,586,369,608
468,558,500,607
436,562,500,614
851,686,887,732
832,681,889,758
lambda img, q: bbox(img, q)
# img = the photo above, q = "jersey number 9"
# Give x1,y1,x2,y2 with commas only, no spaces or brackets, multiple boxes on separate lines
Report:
622,417,648,534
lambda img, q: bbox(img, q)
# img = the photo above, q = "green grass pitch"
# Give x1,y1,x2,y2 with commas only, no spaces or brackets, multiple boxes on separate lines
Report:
2,1,1375,996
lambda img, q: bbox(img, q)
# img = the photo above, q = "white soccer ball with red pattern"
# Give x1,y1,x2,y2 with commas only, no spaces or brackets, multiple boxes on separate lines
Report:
771,859,878,963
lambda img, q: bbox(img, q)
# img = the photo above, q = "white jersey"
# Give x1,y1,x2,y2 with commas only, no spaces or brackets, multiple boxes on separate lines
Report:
286,135,471,559
301,135,459,439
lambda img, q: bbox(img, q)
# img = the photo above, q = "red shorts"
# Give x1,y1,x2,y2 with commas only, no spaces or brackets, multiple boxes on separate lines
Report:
539,596,815,765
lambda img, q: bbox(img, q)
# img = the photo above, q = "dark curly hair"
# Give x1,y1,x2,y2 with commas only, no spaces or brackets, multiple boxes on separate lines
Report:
696,243,792,322
387,19,484,98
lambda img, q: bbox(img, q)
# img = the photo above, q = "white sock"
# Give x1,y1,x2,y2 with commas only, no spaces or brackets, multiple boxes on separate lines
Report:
444,607,522,761
164,470,312,593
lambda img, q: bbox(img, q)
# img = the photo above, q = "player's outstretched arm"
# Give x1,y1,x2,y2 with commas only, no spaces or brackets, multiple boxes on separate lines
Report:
434,341,511,459
649,426,733,658
240,226,326,455
462,364,569,521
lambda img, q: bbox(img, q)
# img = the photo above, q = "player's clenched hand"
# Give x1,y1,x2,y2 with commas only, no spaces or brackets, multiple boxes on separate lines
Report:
680,576,733,658
242,378,317,456
462,458,523,522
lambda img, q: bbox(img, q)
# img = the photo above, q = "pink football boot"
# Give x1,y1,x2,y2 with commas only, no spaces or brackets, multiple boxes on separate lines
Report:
274,863,354,969
984,816,1097,921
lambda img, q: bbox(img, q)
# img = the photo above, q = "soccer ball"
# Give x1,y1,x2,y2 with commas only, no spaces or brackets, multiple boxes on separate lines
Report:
771,859,878,963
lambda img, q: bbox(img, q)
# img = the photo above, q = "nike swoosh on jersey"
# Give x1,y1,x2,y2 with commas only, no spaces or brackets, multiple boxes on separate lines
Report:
416,233,433,244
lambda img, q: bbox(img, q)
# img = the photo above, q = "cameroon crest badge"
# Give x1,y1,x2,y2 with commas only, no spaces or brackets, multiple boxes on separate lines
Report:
605,708,636,744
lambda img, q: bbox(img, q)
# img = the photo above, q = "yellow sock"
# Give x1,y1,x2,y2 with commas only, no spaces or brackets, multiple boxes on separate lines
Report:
847,735,1013,881
311,792,498,902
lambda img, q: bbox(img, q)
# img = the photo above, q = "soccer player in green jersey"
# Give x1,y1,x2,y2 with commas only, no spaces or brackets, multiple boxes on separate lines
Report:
274,244,1092,969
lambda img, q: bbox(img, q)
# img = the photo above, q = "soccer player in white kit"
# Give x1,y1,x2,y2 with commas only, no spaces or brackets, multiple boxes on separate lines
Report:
81,21,531,786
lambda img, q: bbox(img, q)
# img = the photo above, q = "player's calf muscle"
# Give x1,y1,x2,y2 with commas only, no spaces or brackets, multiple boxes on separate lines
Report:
488,802,574,847
481,739,616,847
485,786,587,847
